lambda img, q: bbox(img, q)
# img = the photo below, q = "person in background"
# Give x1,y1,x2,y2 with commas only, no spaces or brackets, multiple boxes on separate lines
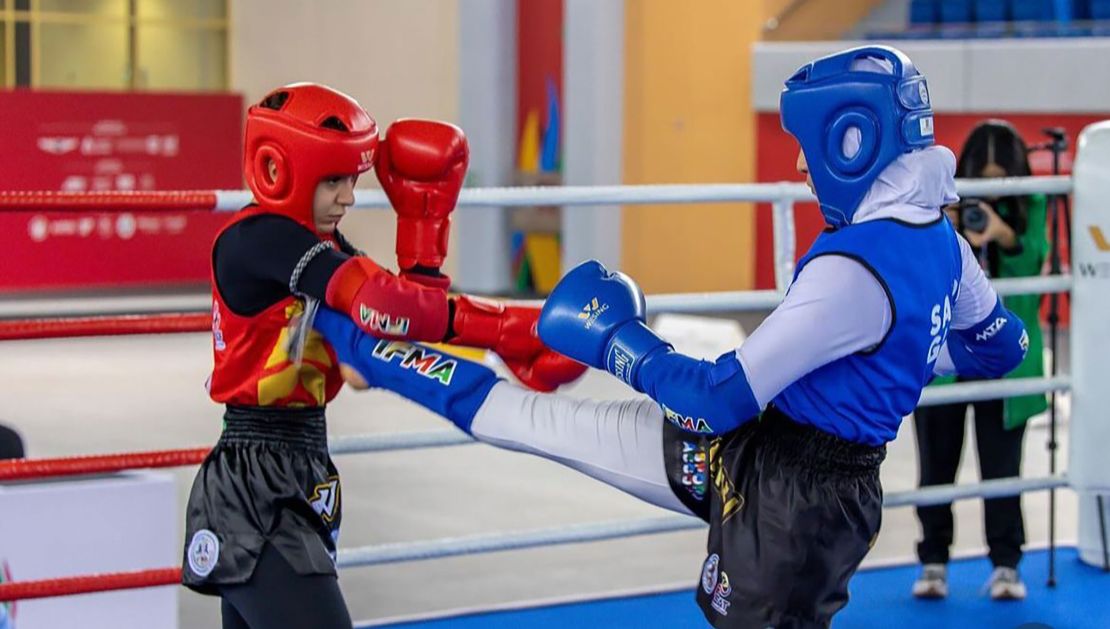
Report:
912,120,1049,601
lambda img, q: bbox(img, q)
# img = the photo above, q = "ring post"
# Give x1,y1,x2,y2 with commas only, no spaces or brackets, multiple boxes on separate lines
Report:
1069,121,1110,568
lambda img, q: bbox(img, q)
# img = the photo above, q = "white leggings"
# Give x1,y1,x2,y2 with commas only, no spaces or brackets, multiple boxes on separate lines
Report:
469,382,693,516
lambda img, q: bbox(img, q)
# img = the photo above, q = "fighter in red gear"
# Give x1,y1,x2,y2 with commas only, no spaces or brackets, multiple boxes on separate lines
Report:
183,83,583,629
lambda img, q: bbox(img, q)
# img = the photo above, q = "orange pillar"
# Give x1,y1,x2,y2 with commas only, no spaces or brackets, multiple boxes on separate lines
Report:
621,1,763,293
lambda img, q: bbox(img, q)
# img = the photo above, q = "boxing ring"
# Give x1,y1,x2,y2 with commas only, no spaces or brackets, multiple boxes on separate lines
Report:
1,122,1109,628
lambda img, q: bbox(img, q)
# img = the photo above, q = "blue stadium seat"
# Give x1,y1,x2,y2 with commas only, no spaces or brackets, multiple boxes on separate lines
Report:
939,0,975,22
974,0,1011,21
910,0,940,24
1091,0,1110,18
1012,0,1056,20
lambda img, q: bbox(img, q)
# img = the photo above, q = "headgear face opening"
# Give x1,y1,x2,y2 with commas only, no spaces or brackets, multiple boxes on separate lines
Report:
780,46,935,227
244,83,379,231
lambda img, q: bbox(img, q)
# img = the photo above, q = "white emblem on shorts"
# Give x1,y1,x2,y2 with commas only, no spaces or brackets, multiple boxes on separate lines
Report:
187,529,220,578
701,553,720,594
711,571,732,616
309,477,341,523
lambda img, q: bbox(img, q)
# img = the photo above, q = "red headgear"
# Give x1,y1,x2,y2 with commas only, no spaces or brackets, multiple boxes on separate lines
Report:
244,83,379,231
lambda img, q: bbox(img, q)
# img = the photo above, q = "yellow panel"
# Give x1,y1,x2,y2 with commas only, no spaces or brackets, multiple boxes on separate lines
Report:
38,21,128,89
0,24,6,87
137,25,226,90
137,0,226,21
38,0,127,17
621,0,762,293
524,233,562,294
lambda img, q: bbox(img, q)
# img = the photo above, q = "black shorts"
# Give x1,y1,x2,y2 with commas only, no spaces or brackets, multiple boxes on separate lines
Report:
182,406,342,594
664,406,885,629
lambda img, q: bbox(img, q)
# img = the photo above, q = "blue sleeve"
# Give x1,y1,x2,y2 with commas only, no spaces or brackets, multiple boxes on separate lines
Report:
636,350,761,435
945,297,1029,379
313,305,500,433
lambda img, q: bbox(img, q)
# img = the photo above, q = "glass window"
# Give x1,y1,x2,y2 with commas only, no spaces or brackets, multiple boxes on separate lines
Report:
137,25,225,90
137,0,226,21
38,22,129,88
38,0,127,17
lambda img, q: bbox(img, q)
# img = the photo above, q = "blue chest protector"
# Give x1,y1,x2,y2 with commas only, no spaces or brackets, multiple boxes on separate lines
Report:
773,217,962,446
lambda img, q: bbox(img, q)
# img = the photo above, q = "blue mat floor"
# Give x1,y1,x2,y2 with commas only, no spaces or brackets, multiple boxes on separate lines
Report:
370,547,1109,628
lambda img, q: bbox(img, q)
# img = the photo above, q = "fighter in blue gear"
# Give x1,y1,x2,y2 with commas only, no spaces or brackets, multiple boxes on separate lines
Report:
316,46,1030,629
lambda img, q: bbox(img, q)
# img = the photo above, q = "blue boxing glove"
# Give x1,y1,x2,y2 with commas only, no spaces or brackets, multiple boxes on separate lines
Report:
537,260,670,391
540,260,761,436
312,305,500,433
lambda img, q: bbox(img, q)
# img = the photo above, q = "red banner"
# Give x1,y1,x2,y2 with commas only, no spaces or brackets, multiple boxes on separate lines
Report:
0,90,242,293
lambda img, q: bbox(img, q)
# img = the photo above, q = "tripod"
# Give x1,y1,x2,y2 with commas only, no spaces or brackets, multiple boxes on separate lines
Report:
1028,127,1072,587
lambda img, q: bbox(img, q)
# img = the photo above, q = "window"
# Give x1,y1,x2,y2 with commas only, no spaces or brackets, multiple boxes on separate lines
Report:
2,0,228,90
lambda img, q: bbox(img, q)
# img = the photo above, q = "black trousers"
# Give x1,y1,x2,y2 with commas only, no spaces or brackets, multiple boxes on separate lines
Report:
914,398,1027,569
219,544,352,629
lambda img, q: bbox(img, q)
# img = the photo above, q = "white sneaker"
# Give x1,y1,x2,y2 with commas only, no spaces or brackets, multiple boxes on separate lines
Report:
912,563,948,599
988,567,1027,601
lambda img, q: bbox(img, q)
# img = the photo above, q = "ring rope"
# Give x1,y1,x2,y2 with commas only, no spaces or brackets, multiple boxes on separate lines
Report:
0,472,1071,603
0,190,218,212
0,177,1073,213
0,276,1071,341
0,175,1080,605
0,376,1069,482
0,568,181,603
0,313,211,341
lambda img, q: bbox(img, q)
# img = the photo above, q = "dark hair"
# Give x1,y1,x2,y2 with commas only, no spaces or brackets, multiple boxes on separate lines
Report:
259,91,290,111
259,91,349,132
956,119,1031,227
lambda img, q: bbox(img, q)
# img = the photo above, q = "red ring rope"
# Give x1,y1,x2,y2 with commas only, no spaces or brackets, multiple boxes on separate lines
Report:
0,448,210,481
0,568,182,602
0,313,210,341
0,190,218,212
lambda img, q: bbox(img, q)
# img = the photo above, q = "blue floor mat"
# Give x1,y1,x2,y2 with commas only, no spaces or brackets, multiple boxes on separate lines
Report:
368,547,1110,628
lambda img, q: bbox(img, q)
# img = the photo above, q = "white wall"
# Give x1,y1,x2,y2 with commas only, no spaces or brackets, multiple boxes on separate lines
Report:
753,39,1110,113
562,0,625,272
230,0,462,276
456,0,516,293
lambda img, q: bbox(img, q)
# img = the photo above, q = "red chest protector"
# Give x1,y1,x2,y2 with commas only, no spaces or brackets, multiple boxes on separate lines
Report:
207,206,344,408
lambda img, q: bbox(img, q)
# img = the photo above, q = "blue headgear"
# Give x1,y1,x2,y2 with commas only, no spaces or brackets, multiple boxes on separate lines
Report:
780,46,935,227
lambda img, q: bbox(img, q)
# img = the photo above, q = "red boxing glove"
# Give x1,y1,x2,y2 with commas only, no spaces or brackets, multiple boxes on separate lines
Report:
325,256,450,341
450,295,587,392
375,119,469,288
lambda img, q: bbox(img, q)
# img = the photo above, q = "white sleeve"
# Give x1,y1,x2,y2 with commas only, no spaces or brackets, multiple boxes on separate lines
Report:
736,255,892,407
469,382,693,515
950,233,998,330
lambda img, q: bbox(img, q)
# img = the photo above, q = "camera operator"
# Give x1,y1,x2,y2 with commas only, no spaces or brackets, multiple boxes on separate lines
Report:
912,120,1049,601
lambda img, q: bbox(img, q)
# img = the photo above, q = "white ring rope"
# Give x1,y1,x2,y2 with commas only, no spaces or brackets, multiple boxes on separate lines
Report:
324,376,1071,458
13,176,1082,573
212,176,1073,212
332,474,1070,568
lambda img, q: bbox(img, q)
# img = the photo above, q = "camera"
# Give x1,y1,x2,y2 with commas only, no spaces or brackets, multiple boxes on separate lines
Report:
959,198,988,234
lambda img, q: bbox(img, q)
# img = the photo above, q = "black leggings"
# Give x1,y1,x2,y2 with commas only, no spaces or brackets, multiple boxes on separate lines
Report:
914,398,1027,569
218,545,352,629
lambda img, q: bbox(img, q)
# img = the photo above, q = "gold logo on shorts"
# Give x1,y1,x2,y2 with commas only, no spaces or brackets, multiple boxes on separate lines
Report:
709,439,743,521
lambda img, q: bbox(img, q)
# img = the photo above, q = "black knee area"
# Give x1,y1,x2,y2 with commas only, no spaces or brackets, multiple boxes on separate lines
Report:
0,424,25,460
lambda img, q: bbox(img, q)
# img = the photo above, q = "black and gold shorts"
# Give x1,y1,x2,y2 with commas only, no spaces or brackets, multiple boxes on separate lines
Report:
182,405,341,595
